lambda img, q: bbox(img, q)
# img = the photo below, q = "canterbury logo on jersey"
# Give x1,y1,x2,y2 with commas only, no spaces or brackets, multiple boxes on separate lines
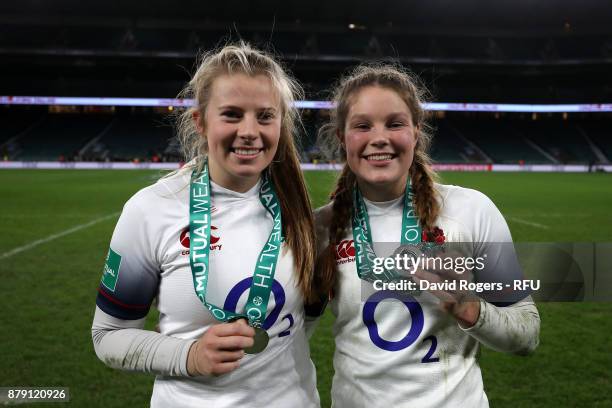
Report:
180,226,222,255
336,239,355,264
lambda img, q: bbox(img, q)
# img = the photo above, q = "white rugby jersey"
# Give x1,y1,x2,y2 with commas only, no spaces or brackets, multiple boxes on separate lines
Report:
95,167,319,408
315,183,539,408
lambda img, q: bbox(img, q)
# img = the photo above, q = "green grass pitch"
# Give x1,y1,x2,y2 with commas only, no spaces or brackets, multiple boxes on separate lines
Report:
0,170,611,407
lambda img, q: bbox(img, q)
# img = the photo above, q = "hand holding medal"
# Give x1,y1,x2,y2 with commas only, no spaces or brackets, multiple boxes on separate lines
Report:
353,182,480,327
187,319,255,376
411,247,481,328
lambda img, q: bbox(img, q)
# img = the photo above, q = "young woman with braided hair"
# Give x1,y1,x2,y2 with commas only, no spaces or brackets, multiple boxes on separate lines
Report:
312,64,540,407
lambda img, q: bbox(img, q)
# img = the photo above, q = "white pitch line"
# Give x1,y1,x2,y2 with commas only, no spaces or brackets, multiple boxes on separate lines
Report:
506,216,549,230
0,212,120,260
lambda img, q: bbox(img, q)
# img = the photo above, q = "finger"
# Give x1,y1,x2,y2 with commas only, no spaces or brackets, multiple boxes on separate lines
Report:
212,350,245,363
414,268,442,283
210,361,241,376
419,264,471,284
413,270,459,303
431,290,457,304
233,318,256,337
210,320,255,338
215,335,255,351
440,301,454,313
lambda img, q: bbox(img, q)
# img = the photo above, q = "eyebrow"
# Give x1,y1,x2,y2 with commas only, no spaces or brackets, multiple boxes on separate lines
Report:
348,112,410,121
217,105,278,112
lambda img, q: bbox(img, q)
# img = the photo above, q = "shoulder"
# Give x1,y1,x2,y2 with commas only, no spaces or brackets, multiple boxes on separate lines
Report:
435,183,499,217
313,202,334,250
123,168,190,215
434,183,510,241
314,202,334,226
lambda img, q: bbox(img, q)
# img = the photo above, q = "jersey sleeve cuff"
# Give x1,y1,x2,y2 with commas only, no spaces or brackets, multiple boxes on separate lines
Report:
458,298,487,333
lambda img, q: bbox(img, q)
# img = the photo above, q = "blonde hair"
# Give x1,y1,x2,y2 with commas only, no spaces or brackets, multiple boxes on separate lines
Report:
175,42,316,301
316,63,440,297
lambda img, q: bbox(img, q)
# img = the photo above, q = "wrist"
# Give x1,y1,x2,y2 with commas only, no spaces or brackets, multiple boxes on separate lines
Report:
186,342,200,376
455,300,481,329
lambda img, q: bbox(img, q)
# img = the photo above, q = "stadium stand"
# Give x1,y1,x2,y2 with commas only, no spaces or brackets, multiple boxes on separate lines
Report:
430,118,489,163
11,113,112,161
574,119,612,164
445,117,553,164
1,105,610,165
0,0,609,165
520,120,598,164
90,113,173,162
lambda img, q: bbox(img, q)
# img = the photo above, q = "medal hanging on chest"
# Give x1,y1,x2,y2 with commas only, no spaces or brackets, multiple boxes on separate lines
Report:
188,160,282,354
351,181,423,283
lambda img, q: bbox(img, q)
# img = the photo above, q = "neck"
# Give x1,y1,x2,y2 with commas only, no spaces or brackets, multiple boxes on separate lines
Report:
214,176,260,193
358,179,406,202
207,162,261,193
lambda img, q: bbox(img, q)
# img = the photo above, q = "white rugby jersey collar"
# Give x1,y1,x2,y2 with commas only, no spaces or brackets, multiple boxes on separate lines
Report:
210,177,262,202
363,194,403,216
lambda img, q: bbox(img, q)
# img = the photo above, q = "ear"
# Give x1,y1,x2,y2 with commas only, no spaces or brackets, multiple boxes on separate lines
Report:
192,110,205,135
336,129,346,150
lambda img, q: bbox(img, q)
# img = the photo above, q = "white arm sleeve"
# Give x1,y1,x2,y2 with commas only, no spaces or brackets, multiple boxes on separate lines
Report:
91,306,196,376
461,297,540,355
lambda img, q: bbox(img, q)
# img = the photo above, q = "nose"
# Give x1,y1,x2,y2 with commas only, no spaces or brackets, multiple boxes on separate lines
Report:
369,127,390,147
237,114,258,140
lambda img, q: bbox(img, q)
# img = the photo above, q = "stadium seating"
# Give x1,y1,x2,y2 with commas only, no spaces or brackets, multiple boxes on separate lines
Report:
11,113,112,161
578,119,612,163
95,114,174,161
521,120,599,163
430,119,488,163
448,117,554,164
1,107,609,164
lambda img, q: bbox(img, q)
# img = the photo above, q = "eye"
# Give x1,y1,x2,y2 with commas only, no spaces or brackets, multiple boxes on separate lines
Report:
221,110,241,119
258,110,276,122
353,123,371,130
388,121,406,128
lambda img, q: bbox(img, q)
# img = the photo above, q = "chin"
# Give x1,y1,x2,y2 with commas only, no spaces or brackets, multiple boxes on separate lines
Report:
231,167,264,179
363,171,401,185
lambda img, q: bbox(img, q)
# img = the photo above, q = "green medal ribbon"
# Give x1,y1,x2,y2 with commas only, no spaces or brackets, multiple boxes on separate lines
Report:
351,181,421,282
189,160,282,330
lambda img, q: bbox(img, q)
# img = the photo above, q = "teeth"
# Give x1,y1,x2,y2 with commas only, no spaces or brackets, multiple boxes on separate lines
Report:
233,148,260,155
366,154,393,161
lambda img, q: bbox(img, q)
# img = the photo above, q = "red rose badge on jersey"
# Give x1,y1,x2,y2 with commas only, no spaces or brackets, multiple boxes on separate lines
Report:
422,227,445,244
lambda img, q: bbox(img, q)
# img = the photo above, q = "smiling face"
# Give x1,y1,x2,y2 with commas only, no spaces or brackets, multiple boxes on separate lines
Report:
194,73,282,192
342,85,418,201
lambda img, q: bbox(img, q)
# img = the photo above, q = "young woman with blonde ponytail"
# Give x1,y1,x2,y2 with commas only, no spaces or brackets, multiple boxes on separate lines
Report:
313,64,540,407
91,43,319,407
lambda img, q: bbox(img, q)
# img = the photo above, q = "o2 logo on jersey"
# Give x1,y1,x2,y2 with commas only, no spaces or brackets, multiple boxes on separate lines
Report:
180,226,221,255
362,290,439,363
224,277,294,337
336,239,355,265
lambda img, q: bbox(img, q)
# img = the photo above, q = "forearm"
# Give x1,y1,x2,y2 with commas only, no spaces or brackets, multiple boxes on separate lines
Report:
461,297,540,355
92,306,195,376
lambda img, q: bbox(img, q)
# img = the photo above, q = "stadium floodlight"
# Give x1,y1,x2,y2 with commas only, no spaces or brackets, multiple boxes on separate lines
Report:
1,96,611,113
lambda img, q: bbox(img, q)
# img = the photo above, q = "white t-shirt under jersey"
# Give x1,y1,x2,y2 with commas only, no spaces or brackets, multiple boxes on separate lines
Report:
93,167,319,408
315,183,539,408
